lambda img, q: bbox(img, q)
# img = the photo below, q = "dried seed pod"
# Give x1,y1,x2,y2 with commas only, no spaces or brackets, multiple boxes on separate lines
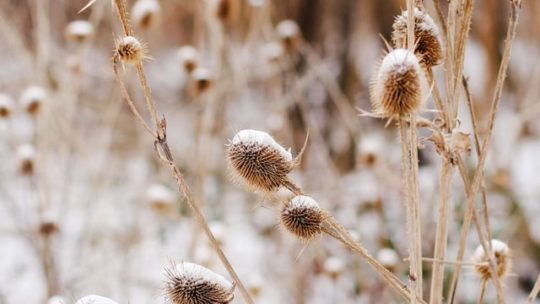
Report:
281,195,323,239
392,8,443,67
192,67,213,94
75,295,118,304
376,248,399,272
178,46,199,75
370,49,422,118
115,36,145,64
145,183,176,214
132,0,161,29
471,239,511,281
228,129,296,193
165,262,235,304
65,20,94,43
276,20,301,52
20,86,46,116
0,94,14,118
16,144,36,175
323,256,345,280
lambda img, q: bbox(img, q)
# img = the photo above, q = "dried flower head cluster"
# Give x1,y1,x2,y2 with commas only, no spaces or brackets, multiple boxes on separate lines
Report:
115,36,146,64
132,0,161,29
20,86,46,116
178,46,199,75
75,295,118,304
165,262,235,304
0,94,14,118
392,8,443,67
65,20,94,43
276,20,301,52
228,129,295,193
370,49,422,118
281,195,323,239
471,239,511,281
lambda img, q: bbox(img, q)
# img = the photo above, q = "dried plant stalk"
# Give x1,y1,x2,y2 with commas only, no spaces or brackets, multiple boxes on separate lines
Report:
526,274,540,304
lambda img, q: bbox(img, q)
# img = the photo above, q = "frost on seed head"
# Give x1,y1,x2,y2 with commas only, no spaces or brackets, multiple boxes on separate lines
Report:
17,144,36,175
0,94,14,118
115,36,146,64
20,86,46,115
132,0,161,29
47,295,67,304
75,295,119,304
65,20,94,42
165,262,234,304
281,195,323,239
178,46,199,74
276,20,301,52
370,49,422,118
471,239,511,281
377,248,399,271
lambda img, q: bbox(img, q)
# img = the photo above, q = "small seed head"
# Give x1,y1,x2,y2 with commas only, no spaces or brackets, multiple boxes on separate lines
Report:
75,295,118,304
281,195,323,239
132,0,161,29
370,49,422,118
471,239,511,281
0,94,14,118
145,184,176,214
115,36,145,64
323,256,345,280
65,20,94,43
376,248,399,272
213,0,237,23
20,86,46,116
228,129,294,192
276,20,301,52
178,46,199,74
47,295,67,304
16,144,36,175
392,8,443,67
192,67,213,94
165,262,235,304
261,42,284,64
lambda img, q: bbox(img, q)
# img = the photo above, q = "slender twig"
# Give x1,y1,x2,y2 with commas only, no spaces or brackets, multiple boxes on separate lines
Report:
526,274,540,304
478,279,488,304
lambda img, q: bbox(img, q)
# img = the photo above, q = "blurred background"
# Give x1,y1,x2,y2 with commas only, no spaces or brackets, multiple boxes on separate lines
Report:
1,0,540,303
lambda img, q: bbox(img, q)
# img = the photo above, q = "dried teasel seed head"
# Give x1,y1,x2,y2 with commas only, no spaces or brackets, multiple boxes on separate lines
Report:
376,248,399,272
75,295,119,304
165,262,235,304
370,49,422,118
0,94,14,118
281,195,323,239
276,20,301,52
177,46,199,75
65,20,94,43
16,144,36,175
392,8,443,67
145,183,176,214
132,0,161,29
192,67,213,94
115,36,145,64
20,86,46,116
227,129,295,193
323,256,345,280
471,239,511,281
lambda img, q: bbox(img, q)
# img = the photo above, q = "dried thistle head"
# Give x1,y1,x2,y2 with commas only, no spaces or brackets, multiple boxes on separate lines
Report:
16,144,36,175
0,94,14,118
376,248,399,272
132,0,161,29
178,46,199,75
145,184,176,215
392,8,443,67
20,86,46,116
65,20,94,43
75,295,118,304
281,195,323,239
115,36,146,64
370,49,422,118
471,239,511,281
227,129,295,193
323,256,345,280
165,262,235,304
276,20,302,52
192,67,213,94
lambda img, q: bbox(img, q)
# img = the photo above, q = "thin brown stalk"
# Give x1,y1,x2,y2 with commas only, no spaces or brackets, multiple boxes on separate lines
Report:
526,274,540,304
478,279,488,304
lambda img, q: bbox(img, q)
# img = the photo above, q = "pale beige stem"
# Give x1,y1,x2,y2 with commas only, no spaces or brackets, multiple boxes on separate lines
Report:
478,280,488,304
526,274,540,304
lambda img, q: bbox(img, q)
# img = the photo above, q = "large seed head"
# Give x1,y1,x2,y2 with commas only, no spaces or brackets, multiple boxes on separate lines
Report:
75,295,118,304
392,8,443,67
165,262,235,304
0,94,14,118
20,86,46,116
471,239,511,281
116,36,145,64
65,20,94,43
227,129,293,192
281,195,323,239
132,0,161,29
371,49,422,118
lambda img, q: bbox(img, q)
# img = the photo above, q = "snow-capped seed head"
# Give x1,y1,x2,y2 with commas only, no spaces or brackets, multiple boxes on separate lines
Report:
261,42,284,63
75,295,119,304
17,144,36,175
323,256,345,280
392,8,443,67
370,49,422,118
47,295,67,304
132,0,161,29
0,94,14,118
377,248,399,272
145,184,176,214
228,129,294,192
65,20,94,43
358,134,384,166
165,262,235,304
281,195,323,239
471,239,511,281
276,20,301,52
115,36,145,64
192,67,213,94
178,46,199,74
20,86,46,116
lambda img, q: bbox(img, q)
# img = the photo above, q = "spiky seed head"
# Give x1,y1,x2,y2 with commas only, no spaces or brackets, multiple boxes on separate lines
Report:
0,94,14,118
376,248,399,272
47,295,67,304
471,239,511,281
115,36,145,64
132,0,161,29
392,8,443,67
20,86,46,116
371,49,422,118
323,256,345,279
165,262,235,304
16,144,36,175
281,195,323,239
227,129,294,192
192,67,213,94
75,295,119,304
178,46,199,74
276,20,301,52
65,20,94,43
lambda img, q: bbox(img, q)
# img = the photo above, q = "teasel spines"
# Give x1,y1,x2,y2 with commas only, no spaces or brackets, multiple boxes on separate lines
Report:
281,195,324,240
0,94,14,118
392,8,443,67
370,49,422,118
115,36,146,64
75,295,119,304
165,262,235,304
471,239,511,281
